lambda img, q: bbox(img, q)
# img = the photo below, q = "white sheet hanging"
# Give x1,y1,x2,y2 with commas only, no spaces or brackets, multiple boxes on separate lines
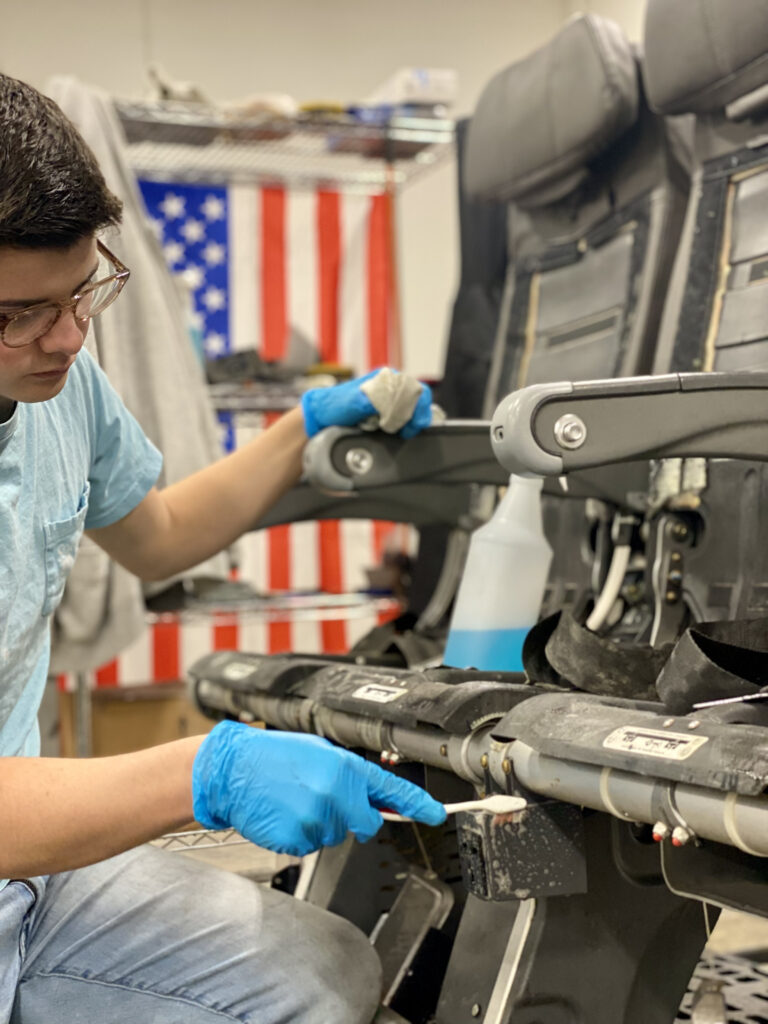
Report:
46,75,228,675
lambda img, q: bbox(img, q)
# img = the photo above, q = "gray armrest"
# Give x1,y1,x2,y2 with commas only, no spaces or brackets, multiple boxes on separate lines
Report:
302,421,505,491
491,372,768,477
253,421,504,532
254,481,479,530
256,415,653,532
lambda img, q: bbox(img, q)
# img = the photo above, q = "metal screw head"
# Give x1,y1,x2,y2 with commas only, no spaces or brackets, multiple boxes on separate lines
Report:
663,718,675,727
480,754,489,769
553,413,587,450
502,758,512,775
471,1004,482,1018
440,744,448,757
345,447,374,476
688,720,701,730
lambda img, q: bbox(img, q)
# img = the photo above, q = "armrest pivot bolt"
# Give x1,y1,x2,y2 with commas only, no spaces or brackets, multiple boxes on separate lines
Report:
345,448,374,476
554,413,587,450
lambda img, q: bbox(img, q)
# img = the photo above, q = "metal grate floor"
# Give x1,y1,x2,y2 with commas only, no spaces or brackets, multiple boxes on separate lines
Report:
677,953,768,1023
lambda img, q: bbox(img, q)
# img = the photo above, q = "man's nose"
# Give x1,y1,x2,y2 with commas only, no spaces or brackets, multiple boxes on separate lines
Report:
36,309,87,356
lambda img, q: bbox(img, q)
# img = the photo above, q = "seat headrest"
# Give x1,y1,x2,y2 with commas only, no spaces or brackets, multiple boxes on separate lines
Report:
644,0,768,116
465,14,639,207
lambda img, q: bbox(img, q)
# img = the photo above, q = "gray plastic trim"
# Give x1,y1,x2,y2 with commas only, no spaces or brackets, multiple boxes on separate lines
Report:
303,426,358,491
490,382,573,476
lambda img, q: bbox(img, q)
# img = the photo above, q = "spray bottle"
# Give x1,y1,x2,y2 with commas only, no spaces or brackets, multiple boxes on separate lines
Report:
443,474,552,672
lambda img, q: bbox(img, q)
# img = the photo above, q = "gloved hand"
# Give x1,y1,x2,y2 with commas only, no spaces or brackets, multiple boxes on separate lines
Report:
192,721,447,856
301,367,432,440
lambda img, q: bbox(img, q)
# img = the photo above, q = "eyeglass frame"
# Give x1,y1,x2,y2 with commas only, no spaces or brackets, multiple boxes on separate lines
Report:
0,240,131,349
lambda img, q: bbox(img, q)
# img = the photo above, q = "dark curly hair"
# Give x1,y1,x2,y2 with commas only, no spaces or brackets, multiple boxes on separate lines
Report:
0,73,122,248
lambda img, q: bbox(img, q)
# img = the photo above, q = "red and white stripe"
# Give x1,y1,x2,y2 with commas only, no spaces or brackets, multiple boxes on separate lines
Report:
58,186,413,690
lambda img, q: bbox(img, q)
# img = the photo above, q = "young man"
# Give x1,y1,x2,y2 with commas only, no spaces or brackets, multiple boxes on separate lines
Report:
0,74,445,1023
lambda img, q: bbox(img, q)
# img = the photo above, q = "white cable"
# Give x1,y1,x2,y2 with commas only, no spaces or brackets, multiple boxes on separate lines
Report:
586,544,631,632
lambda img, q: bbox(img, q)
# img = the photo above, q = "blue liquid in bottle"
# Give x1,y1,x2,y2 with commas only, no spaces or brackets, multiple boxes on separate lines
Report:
443,475,552,673
443,627,529,673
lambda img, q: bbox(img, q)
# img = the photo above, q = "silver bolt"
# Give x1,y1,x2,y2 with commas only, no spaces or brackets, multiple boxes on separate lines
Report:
687,720,701,730
553,413,587,450
663,718,675,727
345,447,374,476
471,1005,482,1018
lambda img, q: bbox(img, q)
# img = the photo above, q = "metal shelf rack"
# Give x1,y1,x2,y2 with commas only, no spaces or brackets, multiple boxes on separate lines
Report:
208,380,305,414
115,100,455,192
152,827,249,852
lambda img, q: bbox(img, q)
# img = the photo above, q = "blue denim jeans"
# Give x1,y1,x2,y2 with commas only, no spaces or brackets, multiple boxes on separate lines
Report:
1,845,381,1023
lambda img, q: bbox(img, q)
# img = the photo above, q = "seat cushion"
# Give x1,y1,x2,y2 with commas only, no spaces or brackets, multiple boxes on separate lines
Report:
465,14,639,206
644,0,768,115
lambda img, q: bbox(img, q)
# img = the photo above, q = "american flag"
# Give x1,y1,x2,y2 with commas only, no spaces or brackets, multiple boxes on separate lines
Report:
141,183,230,357
58,181,408,688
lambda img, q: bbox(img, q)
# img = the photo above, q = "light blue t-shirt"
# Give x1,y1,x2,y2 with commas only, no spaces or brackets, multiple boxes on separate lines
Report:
0,348,162,760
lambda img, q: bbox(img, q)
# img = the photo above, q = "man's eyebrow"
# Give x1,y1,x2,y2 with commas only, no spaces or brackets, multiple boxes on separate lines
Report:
0,263,100,310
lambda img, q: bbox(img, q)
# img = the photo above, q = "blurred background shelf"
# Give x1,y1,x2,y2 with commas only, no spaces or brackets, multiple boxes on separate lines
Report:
115,100,455,192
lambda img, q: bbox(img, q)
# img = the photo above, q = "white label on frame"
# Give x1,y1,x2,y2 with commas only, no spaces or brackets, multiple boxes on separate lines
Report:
352,683,406,704
603,726,709,761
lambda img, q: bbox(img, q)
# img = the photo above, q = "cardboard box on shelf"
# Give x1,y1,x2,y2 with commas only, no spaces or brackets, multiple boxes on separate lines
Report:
59,683,218,758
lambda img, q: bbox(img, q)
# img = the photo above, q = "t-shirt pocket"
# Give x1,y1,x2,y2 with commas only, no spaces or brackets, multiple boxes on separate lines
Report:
42,482,90,617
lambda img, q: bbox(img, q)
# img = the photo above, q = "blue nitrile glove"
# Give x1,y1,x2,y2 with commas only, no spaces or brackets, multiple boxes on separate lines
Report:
301,367,432,440
192,721,447,856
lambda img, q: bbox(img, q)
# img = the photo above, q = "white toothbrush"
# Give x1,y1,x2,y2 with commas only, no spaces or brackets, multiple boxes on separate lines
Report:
380,794,526,823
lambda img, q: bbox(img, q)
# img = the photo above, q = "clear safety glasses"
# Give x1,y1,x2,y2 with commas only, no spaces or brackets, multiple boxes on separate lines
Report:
0,241,130,348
